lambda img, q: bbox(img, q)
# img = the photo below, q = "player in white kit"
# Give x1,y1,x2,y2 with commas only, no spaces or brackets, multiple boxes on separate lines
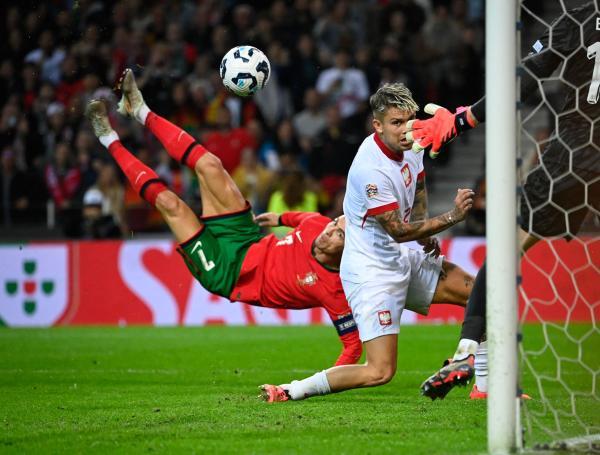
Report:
259,83,476,403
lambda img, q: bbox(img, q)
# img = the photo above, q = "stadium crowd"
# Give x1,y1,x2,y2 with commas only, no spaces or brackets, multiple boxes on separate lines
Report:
0,0,490,239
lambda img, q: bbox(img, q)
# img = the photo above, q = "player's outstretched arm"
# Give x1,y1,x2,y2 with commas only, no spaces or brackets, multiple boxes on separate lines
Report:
406,102,482,158
375,188,474,243
254,212,280,227
334,331,363,366
255,211,320,228
411,176,441,257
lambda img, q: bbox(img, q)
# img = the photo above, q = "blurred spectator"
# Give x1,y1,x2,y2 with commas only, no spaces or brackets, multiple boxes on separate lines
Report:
0,60,18,107
82,162,126,239
44,102,73,161
165,22,197,79
290,34,321,110
229,4,256,45
44,141,82,237
355,46,381,94
316,49,369,119
422,1,464,106
169,80,203,132
324,185,346,220
293,88,327,150
380,0,427,36
74,130,100,196
0,147,46,226
254,41,294,128
274,119,301,160
267,168,318,237
308,105,359,179
202,106,256,173
313,1,362,56
24,30,66,85
55,54,84,107
246,119,280,171
232,147,274,213
465,176,486,236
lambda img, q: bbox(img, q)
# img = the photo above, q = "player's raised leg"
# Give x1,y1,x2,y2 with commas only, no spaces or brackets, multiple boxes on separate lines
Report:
85,99,201,243
117,68,246,217
260,334,398,402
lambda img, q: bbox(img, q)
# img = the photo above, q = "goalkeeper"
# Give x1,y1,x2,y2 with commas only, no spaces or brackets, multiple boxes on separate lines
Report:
408,0,600,400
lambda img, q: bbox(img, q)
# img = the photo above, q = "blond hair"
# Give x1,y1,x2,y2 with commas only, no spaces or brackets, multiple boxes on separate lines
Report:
370,82,419,118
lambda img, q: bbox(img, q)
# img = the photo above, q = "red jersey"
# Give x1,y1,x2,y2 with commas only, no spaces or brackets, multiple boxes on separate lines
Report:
230,212,361,366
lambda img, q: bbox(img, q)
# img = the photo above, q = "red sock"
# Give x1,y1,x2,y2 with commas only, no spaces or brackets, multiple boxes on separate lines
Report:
145,112,207,169
108,141,167,206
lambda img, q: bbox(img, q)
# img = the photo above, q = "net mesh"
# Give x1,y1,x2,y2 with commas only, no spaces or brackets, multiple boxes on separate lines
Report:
517,0,600,452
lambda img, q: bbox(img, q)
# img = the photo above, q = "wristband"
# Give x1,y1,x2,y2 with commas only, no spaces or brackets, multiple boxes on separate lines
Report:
277,215,283,226
454,109,475,134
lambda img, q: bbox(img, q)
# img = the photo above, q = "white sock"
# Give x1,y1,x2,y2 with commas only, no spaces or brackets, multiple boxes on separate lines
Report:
136,104,150,125
99,131,120,149
285,371,331,401
453,338,479,361
474,340,488,392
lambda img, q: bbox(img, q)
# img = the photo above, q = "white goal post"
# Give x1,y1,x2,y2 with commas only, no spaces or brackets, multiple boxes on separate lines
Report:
486,0,519,453
487,1,600,453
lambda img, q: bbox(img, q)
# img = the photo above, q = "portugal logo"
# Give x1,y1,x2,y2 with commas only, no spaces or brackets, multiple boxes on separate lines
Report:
0,245,68,327
297,272,318,287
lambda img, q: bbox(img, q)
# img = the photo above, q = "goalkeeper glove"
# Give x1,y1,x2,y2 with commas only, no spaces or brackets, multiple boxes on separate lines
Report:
406,104,477,158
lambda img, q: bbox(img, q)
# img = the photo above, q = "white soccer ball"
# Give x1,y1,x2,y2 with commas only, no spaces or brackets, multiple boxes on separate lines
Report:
219,46,271,97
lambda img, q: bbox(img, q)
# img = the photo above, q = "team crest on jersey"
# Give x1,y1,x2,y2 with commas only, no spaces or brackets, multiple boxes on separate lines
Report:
378,310,392,326
365,183,378,198
297,272,318,287
401,164,412,187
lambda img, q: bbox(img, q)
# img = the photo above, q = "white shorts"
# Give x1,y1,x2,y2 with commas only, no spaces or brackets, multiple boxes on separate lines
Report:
342,249,443,342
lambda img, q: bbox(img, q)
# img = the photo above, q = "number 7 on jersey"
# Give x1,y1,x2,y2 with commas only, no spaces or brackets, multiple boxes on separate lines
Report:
191,240,215,272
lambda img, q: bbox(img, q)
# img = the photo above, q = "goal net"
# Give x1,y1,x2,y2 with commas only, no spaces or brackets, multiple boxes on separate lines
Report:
517,0,599,452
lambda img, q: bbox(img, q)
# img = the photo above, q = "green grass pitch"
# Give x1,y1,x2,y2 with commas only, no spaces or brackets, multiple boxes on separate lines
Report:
0,324,597,454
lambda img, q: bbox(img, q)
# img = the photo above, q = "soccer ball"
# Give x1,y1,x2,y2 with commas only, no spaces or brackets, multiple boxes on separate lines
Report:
219,46,271,97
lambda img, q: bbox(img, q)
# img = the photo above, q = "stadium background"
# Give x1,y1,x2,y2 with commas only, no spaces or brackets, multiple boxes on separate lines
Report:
0,1,598,453
0,0,594,325
1,0,592,329
1,0,492,241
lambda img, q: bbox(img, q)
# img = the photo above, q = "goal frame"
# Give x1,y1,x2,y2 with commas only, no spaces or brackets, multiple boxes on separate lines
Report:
486,0,520,453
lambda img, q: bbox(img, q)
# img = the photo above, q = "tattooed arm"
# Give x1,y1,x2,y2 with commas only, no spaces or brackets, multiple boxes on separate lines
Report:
410,177,428,222
375,188,474,243
410,176,441,255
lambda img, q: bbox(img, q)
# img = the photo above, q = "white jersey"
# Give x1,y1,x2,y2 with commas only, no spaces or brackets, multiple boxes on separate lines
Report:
340,133,424,284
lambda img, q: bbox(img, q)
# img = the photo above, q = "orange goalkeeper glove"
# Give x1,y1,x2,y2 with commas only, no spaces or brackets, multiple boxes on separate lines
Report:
406,104,477,158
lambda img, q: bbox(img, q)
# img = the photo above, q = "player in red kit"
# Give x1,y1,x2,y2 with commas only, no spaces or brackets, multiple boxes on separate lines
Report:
85,69,360,366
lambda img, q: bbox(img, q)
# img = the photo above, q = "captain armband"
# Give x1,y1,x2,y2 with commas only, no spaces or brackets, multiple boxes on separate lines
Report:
334,313,358,336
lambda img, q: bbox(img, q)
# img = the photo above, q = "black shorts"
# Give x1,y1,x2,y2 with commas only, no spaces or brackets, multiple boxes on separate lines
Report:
520,121,599,237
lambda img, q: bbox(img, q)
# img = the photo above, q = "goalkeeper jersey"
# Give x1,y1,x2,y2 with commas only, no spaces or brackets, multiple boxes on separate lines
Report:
522,2,599,126
518,1,600,236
